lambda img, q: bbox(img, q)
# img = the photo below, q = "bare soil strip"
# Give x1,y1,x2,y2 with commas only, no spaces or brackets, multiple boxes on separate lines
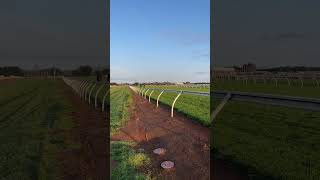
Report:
112,91,210,180
58,82,109,180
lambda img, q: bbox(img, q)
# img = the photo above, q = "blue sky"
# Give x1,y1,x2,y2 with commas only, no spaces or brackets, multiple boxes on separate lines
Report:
111,0,210,83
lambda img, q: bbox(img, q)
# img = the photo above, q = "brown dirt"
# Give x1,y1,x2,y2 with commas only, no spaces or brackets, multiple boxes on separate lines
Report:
57,82,109,180
112,91,210,180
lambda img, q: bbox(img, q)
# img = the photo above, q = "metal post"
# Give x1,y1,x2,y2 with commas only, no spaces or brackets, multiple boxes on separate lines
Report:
102,89,110,112
95,84,105,108
88,83,97,104
149,90,154,102
171,91,183,117
157,90,164,108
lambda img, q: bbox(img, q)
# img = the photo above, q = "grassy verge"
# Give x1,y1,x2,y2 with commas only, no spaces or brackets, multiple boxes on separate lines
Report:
111,141,153,180
212,80,320,98
212,100,320,180
0,79,77,180
110,86,152,179
110,86,132,135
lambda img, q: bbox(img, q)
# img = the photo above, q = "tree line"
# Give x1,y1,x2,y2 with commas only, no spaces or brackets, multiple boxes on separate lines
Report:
258,66,320,72
0,66,109,77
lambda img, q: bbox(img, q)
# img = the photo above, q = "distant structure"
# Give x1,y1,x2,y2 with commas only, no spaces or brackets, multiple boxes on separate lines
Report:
235,63,256,73
212,67,236,80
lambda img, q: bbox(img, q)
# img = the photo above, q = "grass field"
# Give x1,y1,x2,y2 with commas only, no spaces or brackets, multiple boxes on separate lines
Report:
0,79,76,180
145,85,209,92
110,86,152,179
213,80,320,98
141,85,210,126
212,81,320,180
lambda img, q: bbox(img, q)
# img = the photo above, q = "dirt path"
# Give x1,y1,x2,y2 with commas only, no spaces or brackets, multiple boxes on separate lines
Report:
57,82,109,180
112,90,210,180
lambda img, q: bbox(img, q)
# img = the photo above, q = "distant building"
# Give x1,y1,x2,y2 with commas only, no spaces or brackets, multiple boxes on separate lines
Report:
212,67,236,80
236,63,256,72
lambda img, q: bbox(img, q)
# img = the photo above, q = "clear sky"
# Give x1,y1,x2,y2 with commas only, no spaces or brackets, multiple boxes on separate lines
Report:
110,0,210,83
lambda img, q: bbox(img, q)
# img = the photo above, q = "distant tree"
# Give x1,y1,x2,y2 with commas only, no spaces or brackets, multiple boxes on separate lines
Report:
0,66,23,76
72,65,93,76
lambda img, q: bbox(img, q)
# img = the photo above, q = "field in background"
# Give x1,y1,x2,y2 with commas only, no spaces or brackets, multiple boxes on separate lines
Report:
0,79,76,180
213,80,320,98
142,85,210,126
110,86,152,179
145,85,210,92
212,80,320,180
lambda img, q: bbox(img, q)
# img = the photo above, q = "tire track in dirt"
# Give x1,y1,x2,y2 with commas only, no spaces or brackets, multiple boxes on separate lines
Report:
57,82,109,180
112,90,210,180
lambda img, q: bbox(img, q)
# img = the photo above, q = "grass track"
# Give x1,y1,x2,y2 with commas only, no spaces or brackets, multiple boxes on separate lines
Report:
110,86,151,179
213,80,320,98
0,79,76,180
212,81,320,180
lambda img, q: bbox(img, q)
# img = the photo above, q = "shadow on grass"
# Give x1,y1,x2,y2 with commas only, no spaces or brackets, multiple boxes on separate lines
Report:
212,149,279,180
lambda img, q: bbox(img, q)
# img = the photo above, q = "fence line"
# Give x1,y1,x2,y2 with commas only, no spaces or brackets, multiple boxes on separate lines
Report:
62,77,109,112
212,90,320,121
132,86,209,117
213,77,320,88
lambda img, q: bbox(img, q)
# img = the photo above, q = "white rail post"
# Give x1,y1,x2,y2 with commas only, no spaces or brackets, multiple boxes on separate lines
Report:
95,84,104,108
78,81,86,97
88,83,97,104
76,80,82,95
85,83,92,101
78,81,84,94
171,91,183,117
273,78,278,87
102,89,110,112
81,82,89,98
144,89,150,99
149,90,154,103
300,79,304,88
211,93,232,121
139,87,144,95
85,83,92,99
78,81,85,95
141,89,146,97
80,81,86,97
156,90,164,108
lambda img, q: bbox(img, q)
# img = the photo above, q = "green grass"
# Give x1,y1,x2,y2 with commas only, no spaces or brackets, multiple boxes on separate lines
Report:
213,80,320,98
110,86,132,135
0,79,76,180
110,86,152,179
110,141,153,180
212,80,320,180
140,85,210,126
144,85,210,92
